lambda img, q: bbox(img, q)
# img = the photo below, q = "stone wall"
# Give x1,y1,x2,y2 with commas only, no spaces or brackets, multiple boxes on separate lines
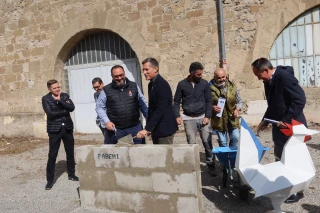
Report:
75,144,203,213
1,0,320,137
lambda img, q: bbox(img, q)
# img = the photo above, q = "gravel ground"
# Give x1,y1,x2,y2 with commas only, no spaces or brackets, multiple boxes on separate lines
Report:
0,127,320,213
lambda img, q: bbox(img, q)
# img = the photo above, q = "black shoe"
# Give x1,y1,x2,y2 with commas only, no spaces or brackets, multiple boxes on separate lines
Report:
45,181,53,190
284,193,304,203
68,175,79,181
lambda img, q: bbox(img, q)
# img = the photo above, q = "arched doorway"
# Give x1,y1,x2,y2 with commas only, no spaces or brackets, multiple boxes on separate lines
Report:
64,31,141,133
269,7,320,88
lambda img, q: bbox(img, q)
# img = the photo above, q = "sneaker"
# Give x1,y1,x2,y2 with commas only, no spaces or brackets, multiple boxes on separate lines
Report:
45,181,53,190
68,175,79,181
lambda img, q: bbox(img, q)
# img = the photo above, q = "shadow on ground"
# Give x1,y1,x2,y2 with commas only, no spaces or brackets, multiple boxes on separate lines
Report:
307,143,320,151
53,160,67,183
200,152,274,213
301,204,320,213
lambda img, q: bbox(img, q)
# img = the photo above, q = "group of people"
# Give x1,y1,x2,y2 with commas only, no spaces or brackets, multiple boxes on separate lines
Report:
42,57,308,204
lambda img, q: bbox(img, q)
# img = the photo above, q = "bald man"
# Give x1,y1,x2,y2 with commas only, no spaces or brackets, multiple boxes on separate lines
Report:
209,68,242,148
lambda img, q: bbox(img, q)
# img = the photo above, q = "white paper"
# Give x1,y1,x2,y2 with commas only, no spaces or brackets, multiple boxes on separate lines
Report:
216,97,226,118
263,118,280,124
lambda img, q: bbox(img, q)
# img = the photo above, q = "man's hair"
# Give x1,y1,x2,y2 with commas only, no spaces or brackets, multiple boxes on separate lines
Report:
251,58,273,72
142,58,159,69
92,77,103,84
189,62,204,73
111,65,124,76
47,79,58,88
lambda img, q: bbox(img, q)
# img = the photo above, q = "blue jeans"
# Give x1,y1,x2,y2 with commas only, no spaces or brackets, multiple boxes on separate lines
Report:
104,123,145,144
216,121,239,148
183,118,214,168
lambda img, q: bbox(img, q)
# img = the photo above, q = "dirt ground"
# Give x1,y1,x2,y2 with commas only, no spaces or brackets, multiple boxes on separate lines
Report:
0,134,102,155
0,126,320,213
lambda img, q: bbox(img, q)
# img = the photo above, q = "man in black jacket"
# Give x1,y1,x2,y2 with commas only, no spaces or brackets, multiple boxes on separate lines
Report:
136,58,178,144
173,62,215,176
252,58,307,202
42,79,78,190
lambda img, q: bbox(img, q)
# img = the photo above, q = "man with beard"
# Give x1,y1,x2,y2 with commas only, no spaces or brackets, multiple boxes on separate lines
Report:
209,68,242,148
96,65,148,144
173,62,216,176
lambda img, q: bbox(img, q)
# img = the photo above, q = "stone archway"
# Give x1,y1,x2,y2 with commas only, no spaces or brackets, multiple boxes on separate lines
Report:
43,11,149,95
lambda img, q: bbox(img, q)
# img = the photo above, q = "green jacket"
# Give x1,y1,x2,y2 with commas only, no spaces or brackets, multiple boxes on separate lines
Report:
210,80,240,131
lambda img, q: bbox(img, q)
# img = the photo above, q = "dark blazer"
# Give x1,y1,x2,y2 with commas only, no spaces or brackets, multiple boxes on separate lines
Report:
42,92,75,133
263,66,306,140
145,74,178,138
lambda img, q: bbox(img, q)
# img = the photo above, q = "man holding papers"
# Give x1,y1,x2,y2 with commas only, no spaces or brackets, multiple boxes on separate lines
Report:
209,68,243,148
252,58,307,203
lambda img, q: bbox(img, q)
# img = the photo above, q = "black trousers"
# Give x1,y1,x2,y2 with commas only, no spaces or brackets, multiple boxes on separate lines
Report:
272,127,290,161
46,126,75,182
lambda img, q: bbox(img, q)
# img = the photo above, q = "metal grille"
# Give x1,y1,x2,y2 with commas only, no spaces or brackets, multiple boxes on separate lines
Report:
65,31,136,67
269,7,320,87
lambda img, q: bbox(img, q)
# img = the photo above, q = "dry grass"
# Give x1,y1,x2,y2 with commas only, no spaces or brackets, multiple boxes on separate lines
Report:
0,137,47,155
0,137,101,155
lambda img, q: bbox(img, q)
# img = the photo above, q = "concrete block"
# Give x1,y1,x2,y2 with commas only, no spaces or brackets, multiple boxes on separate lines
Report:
75,145,95,163
79,190,96,208
172,145,199,170
177,197,199,213
78,170,117,191
95,191,142,212
95,190,174,213
152,172,197,195
93,146,129,168
246,100,267,115
114,171,153,191
129,145,168,168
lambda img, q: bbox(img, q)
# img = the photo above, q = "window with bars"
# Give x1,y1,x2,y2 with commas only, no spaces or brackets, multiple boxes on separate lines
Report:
269,7,320,87
65,31,137,67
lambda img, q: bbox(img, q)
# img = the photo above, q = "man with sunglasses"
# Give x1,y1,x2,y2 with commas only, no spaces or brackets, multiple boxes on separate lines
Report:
92,77,105,136
96,65,148,144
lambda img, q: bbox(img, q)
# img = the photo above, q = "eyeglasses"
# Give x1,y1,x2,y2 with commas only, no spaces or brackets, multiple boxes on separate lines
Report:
93,85,101,90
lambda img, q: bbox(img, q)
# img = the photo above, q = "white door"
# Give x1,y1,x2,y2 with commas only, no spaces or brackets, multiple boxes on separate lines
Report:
68,59,140,133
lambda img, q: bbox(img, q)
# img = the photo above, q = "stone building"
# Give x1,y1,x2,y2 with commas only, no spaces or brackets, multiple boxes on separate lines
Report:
1,0,320,138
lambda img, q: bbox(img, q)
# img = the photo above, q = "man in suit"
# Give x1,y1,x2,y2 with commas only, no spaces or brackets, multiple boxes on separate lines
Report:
42,79,78,190
252,57,307,202
136,58,178,144
96,65,148,144
92,77,105,136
